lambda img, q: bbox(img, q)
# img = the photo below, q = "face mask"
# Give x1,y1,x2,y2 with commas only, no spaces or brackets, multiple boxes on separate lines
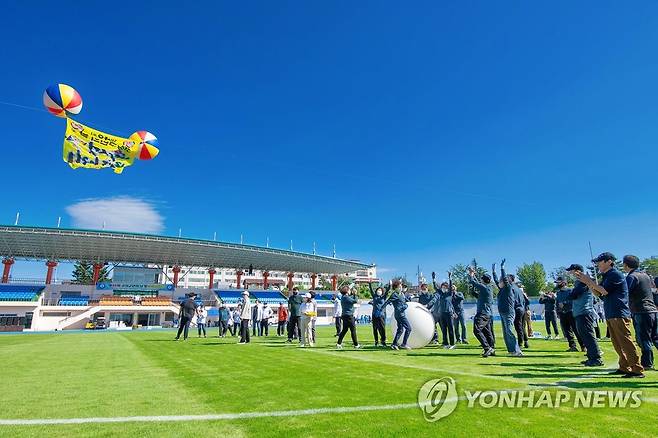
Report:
441,287,448,293
376,291,383,296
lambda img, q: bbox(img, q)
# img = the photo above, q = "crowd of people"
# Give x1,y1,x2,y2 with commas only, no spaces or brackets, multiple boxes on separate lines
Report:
174,252,658,378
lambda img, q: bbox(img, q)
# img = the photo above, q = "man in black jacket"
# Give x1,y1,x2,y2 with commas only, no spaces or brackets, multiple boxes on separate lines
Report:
539,290,559,339
175,293,198,341
623,255,658,370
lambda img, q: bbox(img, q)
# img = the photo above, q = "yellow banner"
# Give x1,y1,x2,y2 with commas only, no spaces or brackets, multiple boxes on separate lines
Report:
62,119,136,174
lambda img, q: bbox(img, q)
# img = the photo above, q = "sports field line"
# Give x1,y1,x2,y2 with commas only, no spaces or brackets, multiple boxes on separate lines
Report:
0,402,427,426
2,389,654,426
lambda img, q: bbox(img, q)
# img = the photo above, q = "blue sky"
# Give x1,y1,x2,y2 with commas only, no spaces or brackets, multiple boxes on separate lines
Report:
1,2,657,281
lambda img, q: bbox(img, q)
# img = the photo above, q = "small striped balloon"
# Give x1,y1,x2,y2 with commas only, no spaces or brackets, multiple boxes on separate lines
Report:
43,84,83,118
129,131,160,160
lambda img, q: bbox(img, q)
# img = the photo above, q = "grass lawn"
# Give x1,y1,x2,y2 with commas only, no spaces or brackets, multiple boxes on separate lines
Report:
1,323,656,437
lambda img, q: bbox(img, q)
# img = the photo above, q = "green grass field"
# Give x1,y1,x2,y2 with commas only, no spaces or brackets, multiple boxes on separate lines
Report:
1,323,656,437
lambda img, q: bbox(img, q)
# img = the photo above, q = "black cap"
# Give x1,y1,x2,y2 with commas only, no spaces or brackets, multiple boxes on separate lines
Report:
592,252,616,263
555,276,566,283
565,264,584,272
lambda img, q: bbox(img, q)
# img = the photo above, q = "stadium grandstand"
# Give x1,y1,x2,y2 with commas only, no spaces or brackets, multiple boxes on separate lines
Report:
0,225,372,332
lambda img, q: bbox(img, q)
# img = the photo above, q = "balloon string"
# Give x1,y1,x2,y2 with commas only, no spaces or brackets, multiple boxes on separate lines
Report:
0,100,47,113
0,99,121,135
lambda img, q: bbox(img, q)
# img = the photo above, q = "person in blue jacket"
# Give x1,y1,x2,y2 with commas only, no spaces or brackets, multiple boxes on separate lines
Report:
336,286,361,349
510,275,528,349
384,279,412,350
452,284,467,344
418,283,438,344
431,271,456,349
555,277,584,352
468,266,495,357
384,280,411,350
368,282,389,347
565,263,603,367
492,259,522,356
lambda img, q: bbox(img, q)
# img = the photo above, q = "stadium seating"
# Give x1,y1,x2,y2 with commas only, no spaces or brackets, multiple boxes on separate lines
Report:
141,297,173,306
313,293,335,301
99,295,133,306
0,284,44,302
58,294,90,306
251,290,287,305
214,290,244,304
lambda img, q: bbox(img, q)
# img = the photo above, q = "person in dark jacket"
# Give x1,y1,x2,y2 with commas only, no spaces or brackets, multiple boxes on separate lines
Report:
287,287,303,343
218,304,230,337
336,286,361,349
468,266,495,357
384,280,411,350
576,252,644,378
510,275,528,349
175,293,198,341
623,255,658,370
452,285,467,344
566,264,603,367
418,283,439,344
493,260,522,356
539,290,559,339
555,277,583,352
368,282,389,347
431,272,456,349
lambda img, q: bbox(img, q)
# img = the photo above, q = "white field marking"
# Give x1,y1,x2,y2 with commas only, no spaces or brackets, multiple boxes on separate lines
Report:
1,388,655,426
0,402,428,426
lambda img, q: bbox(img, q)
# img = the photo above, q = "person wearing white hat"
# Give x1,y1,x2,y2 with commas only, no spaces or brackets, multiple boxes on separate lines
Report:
300,293,317,347
239,291,252,344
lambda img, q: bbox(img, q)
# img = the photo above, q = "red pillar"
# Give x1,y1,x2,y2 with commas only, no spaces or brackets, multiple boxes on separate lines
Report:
263,271,270,290
1,258,14,283
287,272,294,291
45,260,58,285
331,274,338,291
92,263,104,285
310,273,317,290
236,270,243,289
172,265,181,287
208,268,216,289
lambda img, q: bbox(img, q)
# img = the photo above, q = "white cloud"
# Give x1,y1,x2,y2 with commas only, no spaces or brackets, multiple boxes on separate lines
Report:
65,196,164,234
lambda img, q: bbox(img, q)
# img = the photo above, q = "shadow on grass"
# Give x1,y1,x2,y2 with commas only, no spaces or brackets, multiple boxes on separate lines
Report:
548,380,658,389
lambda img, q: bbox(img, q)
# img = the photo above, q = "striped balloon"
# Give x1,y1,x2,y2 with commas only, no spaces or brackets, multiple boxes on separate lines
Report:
43,84,83,118
129,131,160,160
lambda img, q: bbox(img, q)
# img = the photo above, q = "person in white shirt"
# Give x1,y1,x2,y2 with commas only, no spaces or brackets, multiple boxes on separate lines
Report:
239,292,252,344
196,305,208,338
261,303,273,336
300,293,317,347
332,293,342,337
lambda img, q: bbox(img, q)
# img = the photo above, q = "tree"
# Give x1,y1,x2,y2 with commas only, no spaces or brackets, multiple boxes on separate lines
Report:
549,267,573,287
448,260,488,294
640,257,658,277
516,262,546,296
71,261,110,285
72,262,92,284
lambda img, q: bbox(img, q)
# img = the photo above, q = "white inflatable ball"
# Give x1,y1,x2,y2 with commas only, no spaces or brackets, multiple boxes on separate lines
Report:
390,301,435,349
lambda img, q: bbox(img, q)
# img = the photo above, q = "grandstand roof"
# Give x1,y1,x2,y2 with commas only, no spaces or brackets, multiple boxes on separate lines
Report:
0,225,371,274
